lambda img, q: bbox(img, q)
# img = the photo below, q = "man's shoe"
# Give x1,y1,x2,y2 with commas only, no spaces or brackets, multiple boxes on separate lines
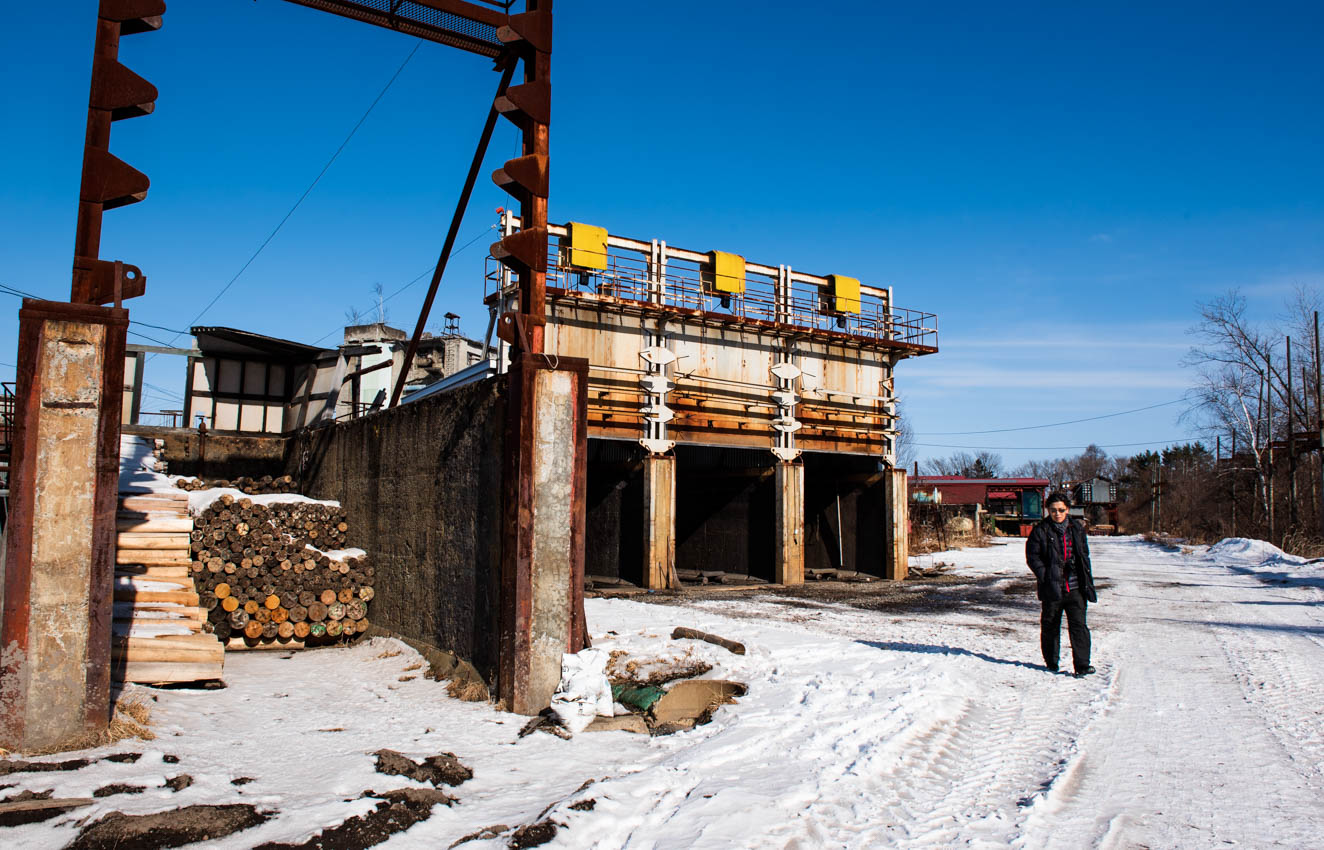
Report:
1046,664,1059,673
1072,666,1096,678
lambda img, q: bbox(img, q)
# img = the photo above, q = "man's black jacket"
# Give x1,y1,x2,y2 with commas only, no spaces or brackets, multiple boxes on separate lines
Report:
1025,517,1097,603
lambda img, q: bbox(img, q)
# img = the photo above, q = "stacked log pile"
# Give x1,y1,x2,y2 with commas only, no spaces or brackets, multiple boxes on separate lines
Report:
189,494,374,648
114,491,225,683
176,474,299,495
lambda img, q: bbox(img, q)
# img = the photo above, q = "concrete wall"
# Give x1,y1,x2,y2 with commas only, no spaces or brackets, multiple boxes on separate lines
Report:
286,378,505,682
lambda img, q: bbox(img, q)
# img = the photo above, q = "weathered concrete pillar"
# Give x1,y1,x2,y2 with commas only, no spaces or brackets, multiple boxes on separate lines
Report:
774,461,804,585
1,300,126,752
641,453,676,590
498,353,589,715
884,467,909,580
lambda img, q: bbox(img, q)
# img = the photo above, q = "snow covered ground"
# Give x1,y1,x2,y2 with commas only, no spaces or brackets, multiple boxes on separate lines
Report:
4,534,1323,848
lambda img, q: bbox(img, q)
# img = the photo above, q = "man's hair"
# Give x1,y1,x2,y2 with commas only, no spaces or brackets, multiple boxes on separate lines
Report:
1045,491,1071,509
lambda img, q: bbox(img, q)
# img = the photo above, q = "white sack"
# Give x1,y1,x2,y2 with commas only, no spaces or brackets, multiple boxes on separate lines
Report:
549,647,614,734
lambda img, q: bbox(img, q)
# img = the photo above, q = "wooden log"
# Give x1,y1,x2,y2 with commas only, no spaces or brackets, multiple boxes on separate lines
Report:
671,626,747,655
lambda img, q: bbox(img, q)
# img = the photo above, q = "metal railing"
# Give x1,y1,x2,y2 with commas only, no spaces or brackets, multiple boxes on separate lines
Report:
0,381,15,458
485,239,938,349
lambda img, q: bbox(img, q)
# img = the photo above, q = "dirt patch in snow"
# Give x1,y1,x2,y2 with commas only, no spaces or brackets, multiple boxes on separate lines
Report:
636,572,1043,617
373,749,472,787
67,804,269,850
254,789,455,850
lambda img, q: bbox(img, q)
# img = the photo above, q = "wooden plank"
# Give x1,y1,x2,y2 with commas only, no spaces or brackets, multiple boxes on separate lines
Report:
119,489,187,501
119,660,223,684
112,633,221,652
116,550,192,566
116,533,191,549
113,589,200,606
112,644,224,664
117,516,193,533
116,575,195,592
116,564,190,577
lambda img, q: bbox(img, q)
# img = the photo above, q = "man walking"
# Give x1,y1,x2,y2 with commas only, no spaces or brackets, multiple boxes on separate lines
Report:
1025,492,1097,677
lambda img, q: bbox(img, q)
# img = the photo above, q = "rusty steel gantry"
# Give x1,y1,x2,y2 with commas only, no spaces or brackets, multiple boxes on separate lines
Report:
3,0,571,751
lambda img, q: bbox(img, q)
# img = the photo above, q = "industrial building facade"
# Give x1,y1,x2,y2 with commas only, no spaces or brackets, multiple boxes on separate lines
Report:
488,215,939,586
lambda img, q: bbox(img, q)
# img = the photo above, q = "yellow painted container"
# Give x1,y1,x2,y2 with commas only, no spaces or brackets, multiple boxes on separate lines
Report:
826,274,861,314
567,222,608,270
704,250,746,295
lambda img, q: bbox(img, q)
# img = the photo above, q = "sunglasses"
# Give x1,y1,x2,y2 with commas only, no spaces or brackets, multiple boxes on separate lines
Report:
1048,507,1069,513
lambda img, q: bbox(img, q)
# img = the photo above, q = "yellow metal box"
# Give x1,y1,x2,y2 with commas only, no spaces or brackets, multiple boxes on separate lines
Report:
826,274,861,314
703,250,746,295
566,222,608,270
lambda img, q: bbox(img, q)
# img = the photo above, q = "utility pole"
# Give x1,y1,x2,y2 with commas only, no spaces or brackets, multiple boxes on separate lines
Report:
1288,337,1298,531
1315,312,1323,536
1151,462,1160,533
1266,353,1275,544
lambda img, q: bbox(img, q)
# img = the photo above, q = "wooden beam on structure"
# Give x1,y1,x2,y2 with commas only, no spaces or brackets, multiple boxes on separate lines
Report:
774,461,805,585
884,468,909,580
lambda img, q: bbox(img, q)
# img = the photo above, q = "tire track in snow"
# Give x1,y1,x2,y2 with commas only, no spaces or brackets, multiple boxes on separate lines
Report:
1017,540,1324,849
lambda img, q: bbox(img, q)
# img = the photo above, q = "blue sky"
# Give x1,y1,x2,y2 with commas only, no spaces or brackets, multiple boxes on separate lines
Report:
3,1,1322,468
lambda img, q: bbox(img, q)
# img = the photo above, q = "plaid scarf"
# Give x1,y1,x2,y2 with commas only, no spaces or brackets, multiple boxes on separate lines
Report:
1051,520,1074,593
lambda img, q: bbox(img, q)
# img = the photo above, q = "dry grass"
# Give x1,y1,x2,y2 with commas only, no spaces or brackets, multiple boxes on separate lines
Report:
446,679,490,702
376,649,403,660
23,694,155,756
606,646,713,688
1279,531,1324,559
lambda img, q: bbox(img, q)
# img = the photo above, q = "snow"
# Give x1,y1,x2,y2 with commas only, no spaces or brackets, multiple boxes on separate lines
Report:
187,488,340,514
6,536,1323,848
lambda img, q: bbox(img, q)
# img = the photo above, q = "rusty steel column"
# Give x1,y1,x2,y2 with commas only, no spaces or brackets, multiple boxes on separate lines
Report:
774,461,805,585
884,467,909,580
642,453,676,590
498,352,588,715
1,300,127,752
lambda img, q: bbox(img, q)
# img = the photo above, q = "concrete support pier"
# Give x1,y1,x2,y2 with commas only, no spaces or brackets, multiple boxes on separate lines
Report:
884,467,909,580
498,352,590,715
1,300,127,752
774,460,805,585
642,453,676,590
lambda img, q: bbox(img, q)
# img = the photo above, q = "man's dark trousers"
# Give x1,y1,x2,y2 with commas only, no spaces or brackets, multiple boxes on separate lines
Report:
1041,586,1090,673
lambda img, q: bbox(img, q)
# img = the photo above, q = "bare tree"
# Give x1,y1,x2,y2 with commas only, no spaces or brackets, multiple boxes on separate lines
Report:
926,450,1004,478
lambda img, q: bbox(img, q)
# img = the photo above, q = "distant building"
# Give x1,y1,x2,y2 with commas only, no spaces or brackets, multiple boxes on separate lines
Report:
138,320,490,435
908,475,1050,535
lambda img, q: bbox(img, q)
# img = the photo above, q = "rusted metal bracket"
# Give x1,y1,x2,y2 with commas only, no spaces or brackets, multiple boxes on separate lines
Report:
496,310,545,355
74,257,146,306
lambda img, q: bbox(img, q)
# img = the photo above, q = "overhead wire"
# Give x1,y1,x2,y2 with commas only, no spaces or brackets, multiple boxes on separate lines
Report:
912,438,1201,451
309,224,495,346
916,397,1187,436
168,42,423,342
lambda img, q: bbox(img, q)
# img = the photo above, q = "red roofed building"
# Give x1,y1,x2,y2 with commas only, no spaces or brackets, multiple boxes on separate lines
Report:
908,476,1050,535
